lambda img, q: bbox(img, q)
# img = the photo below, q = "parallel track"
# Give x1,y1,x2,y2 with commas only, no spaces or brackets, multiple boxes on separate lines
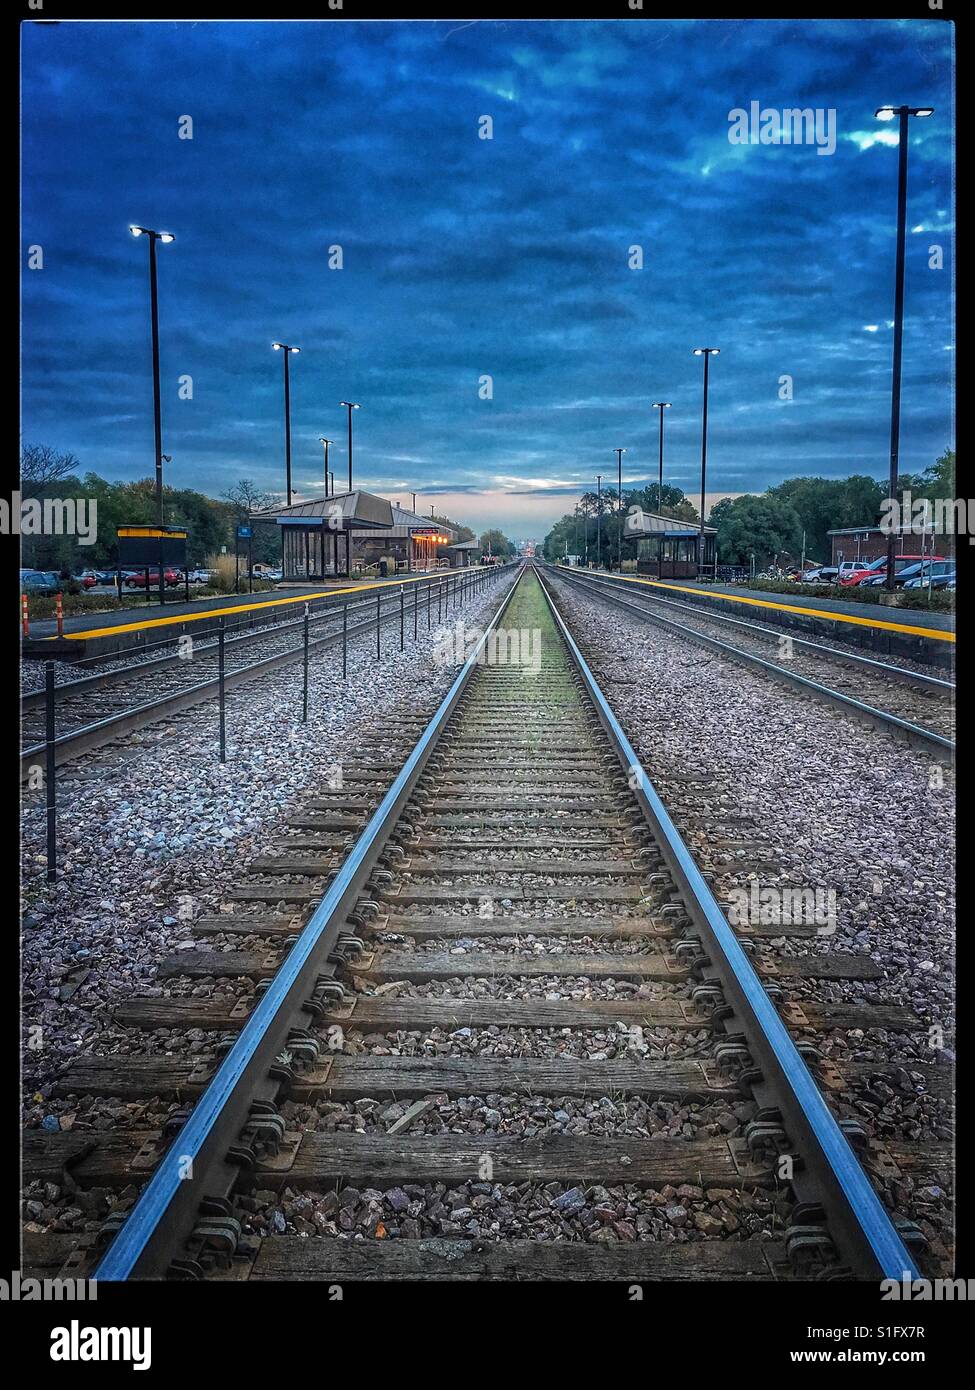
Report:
542,564,954,756
21,568,506,775
27,565,944,1284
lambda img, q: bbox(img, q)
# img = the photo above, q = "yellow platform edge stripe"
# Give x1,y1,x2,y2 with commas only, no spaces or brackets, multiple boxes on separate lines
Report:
117,527,187,538
47,571,462,642
580,571,955,643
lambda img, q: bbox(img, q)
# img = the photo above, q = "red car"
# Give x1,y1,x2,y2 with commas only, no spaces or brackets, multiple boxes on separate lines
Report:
124,567,182,589
838,554,926,586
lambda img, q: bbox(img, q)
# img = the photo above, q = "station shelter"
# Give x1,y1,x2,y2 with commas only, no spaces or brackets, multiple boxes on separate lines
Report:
445,540,482,569
625,510,718,579
256,491,394,581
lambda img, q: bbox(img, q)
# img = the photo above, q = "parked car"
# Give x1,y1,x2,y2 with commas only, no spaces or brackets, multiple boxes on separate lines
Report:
124,567,182,589
252,566,282,581
836,561,873,582
839,554,926,587
904,565,956,591
186,568,215,584
865,559,955,589
21,570,62,595
798,565,838,583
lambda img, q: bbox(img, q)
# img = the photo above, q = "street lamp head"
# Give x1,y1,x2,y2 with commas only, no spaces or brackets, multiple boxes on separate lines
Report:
340,400,360,409
875,105,934,119
290,346,300,354
693,347,720,356
130,225,174,242
272,342,283,350
652,401,672,408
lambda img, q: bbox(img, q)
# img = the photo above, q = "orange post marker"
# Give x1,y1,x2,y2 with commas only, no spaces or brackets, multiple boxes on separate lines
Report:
21,593,29,637
56,592,64,638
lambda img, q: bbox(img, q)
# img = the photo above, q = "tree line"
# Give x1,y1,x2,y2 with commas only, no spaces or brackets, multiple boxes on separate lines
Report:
17,446,516,571
541,450,955,568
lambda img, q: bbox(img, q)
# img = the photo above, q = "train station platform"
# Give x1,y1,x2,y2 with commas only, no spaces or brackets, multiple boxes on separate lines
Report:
22,570,468,661
564,570,955,670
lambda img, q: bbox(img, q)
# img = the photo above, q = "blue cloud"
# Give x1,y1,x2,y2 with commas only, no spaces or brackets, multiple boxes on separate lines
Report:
21,18,953,535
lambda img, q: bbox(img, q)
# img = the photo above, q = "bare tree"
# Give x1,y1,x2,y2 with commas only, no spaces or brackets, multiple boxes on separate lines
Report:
20,443,81,496
223,479,274,517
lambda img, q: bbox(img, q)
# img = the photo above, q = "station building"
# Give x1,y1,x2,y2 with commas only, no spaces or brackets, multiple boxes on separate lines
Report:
828,525,954,566
350,502,461,572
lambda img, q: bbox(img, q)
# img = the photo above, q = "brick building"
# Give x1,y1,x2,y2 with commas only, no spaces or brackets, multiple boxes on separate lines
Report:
828,526,954,566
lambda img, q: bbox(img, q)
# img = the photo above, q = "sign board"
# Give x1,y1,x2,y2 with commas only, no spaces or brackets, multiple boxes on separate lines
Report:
117,525,187,569
237,525,252,539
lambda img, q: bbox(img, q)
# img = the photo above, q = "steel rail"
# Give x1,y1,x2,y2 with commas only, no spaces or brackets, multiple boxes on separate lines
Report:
543,565,953,758
93,564,526,1280
533,564,921,1282
21,566,516,776
21,597,359,713
22,568,491,710
554,567,954,692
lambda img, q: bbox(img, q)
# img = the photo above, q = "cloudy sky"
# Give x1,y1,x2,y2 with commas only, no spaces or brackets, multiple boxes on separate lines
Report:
22,18,953,539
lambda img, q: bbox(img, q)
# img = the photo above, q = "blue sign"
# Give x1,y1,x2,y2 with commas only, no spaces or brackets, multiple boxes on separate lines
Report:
237,526,252,539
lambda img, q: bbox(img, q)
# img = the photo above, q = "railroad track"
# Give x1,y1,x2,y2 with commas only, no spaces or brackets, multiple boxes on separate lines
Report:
541,564,954,755
24,564,950,1283
21,568,507,775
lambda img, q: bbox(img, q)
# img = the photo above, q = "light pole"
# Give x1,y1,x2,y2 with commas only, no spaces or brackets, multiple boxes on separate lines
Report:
318,438,335,499
129,225,175,525
874,104,934,592
272,343,300,506
340,401,360,492
651,402,671,512
596,474,603,567
613,448,627,571
692,349,720,577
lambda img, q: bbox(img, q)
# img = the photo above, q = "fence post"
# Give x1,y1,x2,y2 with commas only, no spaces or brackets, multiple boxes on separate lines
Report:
414,584,418,641
218,618,226,762
427,580,431,630
342,601,348,679
399,586,404,651
56,592,64,638
376,590,381,660
45,661,56,884
302,602,310,723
